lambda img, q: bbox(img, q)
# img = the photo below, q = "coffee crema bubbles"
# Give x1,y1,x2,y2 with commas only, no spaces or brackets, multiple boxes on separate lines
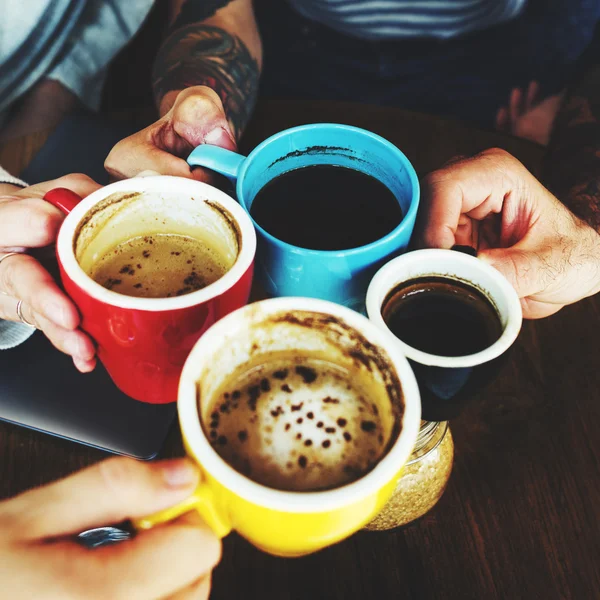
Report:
202,355,390,492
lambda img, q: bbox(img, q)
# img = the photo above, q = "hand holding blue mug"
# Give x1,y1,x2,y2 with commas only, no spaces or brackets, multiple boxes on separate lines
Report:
188,124,419,311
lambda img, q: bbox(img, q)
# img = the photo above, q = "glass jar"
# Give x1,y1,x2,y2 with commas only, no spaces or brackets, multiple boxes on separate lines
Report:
365,421,454,531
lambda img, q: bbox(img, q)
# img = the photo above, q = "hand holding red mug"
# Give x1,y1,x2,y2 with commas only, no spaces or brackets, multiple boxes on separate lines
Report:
418,148,600,318
42,176,255,403
0,175,99,371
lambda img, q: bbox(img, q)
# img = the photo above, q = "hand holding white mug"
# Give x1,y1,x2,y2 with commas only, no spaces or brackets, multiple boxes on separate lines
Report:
0,175,100,370
418,148,600,318
0,457,221,600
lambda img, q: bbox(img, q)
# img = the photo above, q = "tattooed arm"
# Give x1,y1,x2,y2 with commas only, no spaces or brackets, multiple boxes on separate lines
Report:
105,0,261,180
154,0,261,138
544,66,600,230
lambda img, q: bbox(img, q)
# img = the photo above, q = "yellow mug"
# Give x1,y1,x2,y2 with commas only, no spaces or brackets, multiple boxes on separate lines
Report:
135,297,421,557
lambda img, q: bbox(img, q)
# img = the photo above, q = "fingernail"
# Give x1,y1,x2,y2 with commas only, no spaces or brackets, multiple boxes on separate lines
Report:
161,459,199,488
135,170,161,178
74,357,96,373
204,127,236,148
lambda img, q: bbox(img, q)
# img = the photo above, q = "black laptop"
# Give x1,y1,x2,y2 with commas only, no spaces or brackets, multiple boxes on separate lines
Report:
0,332,176,459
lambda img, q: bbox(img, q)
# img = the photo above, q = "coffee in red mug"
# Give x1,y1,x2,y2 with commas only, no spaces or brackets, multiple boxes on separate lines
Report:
44,176,256,404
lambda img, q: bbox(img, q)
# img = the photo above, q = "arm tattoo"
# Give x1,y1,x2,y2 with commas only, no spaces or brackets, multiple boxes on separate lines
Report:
153,2,259,138
544,66,600,230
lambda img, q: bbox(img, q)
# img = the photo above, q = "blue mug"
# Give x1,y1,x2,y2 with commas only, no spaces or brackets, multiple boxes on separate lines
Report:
188,124,419,311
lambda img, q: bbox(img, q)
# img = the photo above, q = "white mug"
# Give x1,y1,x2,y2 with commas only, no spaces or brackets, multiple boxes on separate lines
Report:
366,249,522,420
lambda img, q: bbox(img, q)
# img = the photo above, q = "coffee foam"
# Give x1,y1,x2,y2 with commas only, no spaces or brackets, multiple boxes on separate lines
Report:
205,357,387,492
75,190,239,278
88,233,228,298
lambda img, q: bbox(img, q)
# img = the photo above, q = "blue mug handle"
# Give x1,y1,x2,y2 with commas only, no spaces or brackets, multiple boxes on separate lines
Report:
187,145,246,183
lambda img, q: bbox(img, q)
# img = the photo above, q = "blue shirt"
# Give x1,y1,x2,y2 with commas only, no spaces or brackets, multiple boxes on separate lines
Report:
287,0,527,40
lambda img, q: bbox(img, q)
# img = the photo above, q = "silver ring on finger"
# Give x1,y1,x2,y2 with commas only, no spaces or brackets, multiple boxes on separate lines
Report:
16,300,36,328
0,252,21,295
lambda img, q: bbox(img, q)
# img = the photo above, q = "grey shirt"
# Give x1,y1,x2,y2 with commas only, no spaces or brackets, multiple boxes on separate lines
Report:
0,0,153,116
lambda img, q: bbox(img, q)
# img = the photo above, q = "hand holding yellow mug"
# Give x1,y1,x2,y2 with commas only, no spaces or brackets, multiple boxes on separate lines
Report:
135,297,420,557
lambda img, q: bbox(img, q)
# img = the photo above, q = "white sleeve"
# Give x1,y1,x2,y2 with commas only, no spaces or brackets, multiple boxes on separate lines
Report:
0,165,27,188
0,167,35,349
0,320,35,350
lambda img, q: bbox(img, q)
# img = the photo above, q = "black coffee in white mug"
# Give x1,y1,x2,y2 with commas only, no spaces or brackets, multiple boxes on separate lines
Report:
366,249,522,421
382,276,503,357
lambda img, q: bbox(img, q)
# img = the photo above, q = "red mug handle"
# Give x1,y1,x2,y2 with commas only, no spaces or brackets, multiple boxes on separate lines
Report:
43,188,83,214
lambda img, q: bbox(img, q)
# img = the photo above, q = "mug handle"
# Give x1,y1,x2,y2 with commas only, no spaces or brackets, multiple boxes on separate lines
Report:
451,245,477,257
187,145,246,183
133,481,232,538
43,188,84,214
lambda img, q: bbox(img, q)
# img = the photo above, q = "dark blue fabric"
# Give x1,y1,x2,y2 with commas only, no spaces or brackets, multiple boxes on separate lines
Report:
21,114,135,186
257,0,600,129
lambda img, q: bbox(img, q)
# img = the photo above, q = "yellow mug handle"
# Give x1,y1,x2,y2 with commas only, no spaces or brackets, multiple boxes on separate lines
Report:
134,482,232,538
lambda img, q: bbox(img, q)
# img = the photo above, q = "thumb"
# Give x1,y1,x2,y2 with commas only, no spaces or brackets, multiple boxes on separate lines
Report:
5,457,200,540
479,245,544,299
172,86,237,151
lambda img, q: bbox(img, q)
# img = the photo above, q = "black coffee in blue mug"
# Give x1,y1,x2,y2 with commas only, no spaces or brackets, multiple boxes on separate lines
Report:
250,165,403,251
187,123,419,312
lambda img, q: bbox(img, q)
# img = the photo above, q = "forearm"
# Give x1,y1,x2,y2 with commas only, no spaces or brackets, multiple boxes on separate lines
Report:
543,66,600,230
153,0,262,138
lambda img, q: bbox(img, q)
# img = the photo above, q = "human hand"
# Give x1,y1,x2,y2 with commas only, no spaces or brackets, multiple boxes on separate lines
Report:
418,148,600,318
105,86,236,181
495,81,564,146
0,457,221,600
0,174,101,371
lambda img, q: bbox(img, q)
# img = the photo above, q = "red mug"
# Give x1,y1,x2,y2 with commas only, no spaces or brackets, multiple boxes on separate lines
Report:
43,176,256,404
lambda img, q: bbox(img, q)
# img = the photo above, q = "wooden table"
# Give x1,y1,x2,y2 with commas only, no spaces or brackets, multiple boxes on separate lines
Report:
1,100,599,600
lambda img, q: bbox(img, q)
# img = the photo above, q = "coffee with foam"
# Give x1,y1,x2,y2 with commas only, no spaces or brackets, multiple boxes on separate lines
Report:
89,233,228,298
204,354,389,492
73,188,240,299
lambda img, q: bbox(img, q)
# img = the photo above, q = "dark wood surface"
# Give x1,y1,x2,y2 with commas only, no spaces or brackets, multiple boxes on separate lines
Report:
1,99,599,600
